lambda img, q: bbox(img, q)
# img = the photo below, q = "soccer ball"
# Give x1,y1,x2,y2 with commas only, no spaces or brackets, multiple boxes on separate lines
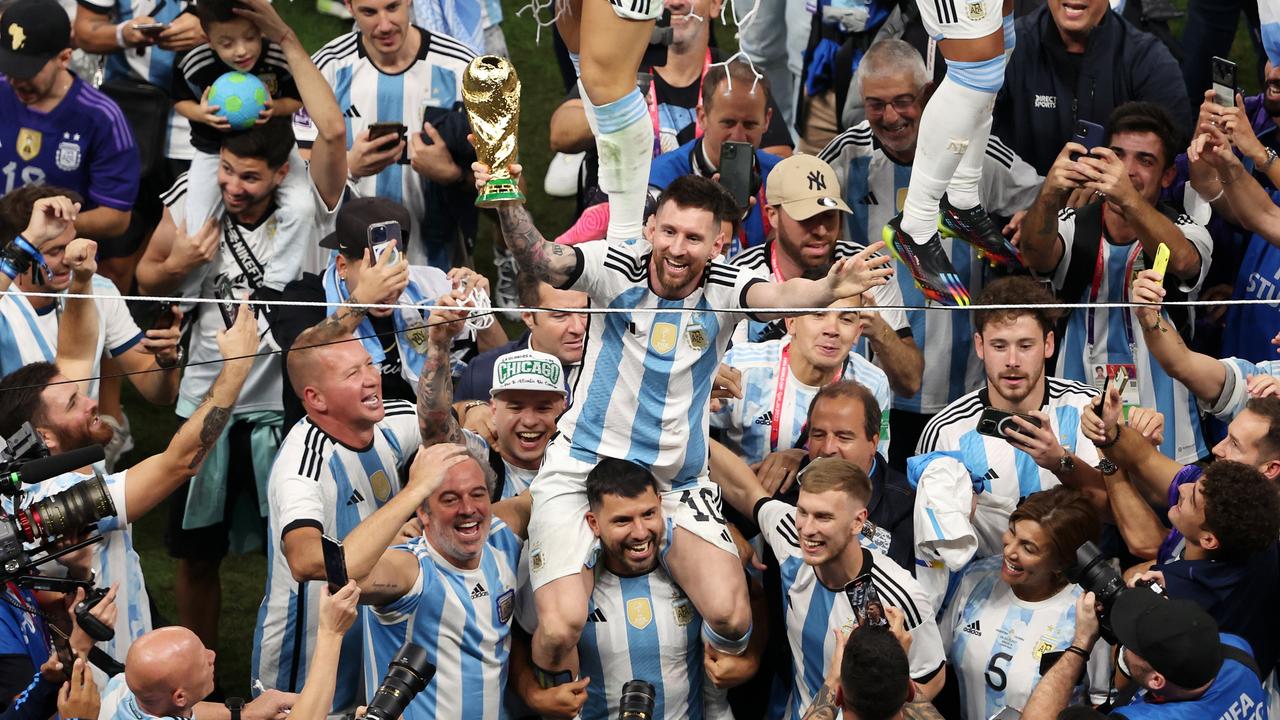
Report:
209,71,269,130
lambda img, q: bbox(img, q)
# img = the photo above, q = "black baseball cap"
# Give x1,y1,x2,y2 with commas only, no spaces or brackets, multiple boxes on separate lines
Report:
0,0,71,80
318,197,412,256
1112,590,1223,689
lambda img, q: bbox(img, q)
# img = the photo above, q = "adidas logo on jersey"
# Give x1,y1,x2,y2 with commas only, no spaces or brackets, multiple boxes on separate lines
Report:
860,192,879,205
346,489,366,506
983,468,999,483
962,620,982,636
754,411,774,426
586,608,607,623
470,583,488,599
344,105,362,118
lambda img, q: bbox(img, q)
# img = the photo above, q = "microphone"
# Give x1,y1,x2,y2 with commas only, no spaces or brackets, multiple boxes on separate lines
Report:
1,446,105,492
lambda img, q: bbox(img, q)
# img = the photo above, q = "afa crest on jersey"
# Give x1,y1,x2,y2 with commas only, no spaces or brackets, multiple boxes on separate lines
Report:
55,133,82,172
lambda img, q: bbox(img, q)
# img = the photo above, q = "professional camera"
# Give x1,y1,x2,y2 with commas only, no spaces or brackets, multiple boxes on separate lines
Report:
1065,541,1165,644
618,680,656,720
365,642,436,720
0,423,113,580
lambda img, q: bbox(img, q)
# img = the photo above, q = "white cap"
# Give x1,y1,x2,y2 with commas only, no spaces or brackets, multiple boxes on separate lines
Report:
490,349,567,397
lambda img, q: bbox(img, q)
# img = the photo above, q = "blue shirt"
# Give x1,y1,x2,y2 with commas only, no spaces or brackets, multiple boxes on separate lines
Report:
0,586,47,679
1117,634,1266,719
1222,217,1280,364
0,76,139,210
648,139,782,255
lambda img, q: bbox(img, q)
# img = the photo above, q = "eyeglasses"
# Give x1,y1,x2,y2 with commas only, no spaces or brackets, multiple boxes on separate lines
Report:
864,95,918,115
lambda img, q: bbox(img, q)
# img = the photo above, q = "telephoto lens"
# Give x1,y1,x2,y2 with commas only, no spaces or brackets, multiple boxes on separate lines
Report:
25,475,116,540
364,643,435,720
617,680,656,720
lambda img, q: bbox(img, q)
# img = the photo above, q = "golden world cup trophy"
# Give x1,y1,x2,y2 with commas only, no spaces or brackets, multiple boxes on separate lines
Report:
463,55,525,207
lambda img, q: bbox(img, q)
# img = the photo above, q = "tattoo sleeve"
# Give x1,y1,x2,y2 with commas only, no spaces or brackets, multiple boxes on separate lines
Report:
801,686,839,720
316,304,370,335
496,203,576,287
188,405,231,470
416,335,463,445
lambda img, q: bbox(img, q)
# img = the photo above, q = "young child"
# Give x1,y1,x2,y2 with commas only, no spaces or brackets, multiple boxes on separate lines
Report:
172,0,309,291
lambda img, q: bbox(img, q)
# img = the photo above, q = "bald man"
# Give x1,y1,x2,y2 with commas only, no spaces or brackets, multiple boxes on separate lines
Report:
254,318,448,712
98,627,293,720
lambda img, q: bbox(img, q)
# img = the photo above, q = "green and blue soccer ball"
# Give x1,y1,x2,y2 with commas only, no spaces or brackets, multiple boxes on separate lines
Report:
209,71,269,130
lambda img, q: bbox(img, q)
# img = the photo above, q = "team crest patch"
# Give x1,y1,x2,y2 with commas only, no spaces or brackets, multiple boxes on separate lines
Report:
626,598,653,630
17,128,40,161
406,324,429,353
1032,638,1055,660
685,324,708,351
965,1,986,20
257,72,279,96
672,598,694,627
55,133,82,171
530,546,545,571
368,469,392,502
496,589,515,624
650,323,678,355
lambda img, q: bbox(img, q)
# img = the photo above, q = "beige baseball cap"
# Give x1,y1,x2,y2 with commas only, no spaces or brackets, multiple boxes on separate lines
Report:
765,154,851,221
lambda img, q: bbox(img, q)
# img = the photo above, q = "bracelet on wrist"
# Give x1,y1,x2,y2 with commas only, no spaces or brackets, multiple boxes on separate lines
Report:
1206,188,1225,203
1065,644,1092,661
1094,425,1120,449
0,259,17,282
115,22,128,48
1,238,38,276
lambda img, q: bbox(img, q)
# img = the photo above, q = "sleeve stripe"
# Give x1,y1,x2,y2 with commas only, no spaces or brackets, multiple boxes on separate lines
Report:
776,515,800,548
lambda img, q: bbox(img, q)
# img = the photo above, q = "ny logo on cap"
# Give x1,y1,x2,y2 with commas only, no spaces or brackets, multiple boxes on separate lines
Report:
807,170,826,192
9,24,26,51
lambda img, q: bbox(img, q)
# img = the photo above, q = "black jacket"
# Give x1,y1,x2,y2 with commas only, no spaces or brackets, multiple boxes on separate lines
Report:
993,5,1190,175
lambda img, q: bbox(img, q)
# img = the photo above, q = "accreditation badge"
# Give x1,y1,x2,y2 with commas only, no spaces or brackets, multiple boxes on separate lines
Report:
17,128,40,161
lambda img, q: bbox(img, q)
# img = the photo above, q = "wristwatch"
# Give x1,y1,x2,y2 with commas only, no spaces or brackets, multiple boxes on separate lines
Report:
1096,458,1119,476
1263,147,1279,171
225,697,244,720
1056,454,1076,475
156,346,184,370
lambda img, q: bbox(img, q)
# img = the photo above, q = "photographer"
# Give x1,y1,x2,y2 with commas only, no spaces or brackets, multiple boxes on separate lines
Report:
1028,591,1265,718
1083,385,1280,672
0,305,260,666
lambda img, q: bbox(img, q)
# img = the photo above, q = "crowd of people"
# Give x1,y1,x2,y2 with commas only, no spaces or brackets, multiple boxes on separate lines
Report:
0,0,1278,718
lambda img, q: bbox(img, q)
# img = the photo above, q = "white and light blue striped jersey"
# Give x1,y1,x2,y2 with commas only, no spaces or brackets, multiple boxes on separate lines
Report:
100,672,168,720
915,380,1101,556
0,274,143,398
1051,208,1213,464
818,122,1043,413
362,521,523,720
711,337,891,462
295,28,475,269
79,0,194,160
253,400,420,709
755,499,945,720
940,556,1112,720
166,180,288,416
559,239,762,489
460,428,536,500
4,470,148,666
729,239,910,343
1208,358,1280,422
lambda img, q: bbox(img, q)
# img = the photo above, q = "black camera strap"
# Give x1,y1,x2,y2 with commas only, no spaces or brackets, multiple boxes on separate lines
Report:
221,215,266,292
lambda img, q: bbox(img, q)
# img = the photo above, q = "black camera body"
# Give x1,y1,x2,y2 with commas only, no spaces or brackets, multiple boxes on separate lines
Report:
1065,541,1165,644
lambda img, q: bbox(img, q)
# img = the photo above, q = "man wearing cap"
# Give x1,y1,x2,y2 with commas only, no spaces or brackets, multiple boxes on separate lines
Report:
270,197,508,430
0,0,138,241
731,153,923,409
817,39,1041,468
1064,590,1266,718
416,298,567,500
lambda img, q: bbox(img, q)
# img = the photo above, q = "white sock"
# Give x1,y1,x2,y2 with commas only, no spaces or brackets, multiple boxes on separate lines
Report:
589,87,652,242
577,79,599,136
900,75,996,243
946,109,993,210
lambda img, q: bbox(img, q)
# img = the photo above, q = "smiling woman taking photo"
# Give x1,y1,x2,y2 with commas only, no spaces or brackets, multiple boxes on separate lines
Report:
940,486,1112,720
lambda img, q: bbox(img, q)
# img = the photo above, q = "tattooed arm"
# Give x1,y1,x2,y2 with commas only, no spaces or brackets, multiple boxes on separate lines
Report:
416,299,469,446
495,203,580,288
122,305,258,523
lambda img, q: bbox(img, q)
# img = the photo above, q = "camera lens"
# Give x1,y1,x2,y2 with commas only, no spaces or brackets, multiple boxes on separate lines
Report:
1065,541,1126,614
618,680,656,720
26,476,116,540
365,643,435,720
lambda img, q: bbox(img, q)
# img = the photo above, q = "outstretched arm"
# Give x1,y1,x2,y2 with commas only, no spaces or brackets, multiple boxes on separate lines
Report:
745,243,893,320
56,239,99,387
1132,270,1227,404
476,162,580,287
709,439,770,519
416,300,470,446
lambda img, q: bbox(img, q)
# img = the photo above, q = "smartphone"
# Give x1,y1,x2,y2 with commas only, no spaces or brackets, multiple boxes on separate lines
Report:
1212,56,1237,108
718,141,754,212
1151,242,1170,278
133,22,167,37
151,301,175,331
1069,120,1106,161
367,121,407,144
212,278,239,329
976,407,1043,440
844,574,888,627
321,534,348,594
367,220,402,264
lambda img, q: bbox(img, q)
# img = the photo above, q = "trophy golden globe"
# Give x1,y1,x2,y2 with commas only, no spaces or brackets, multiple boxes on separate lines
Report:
463,55,525,207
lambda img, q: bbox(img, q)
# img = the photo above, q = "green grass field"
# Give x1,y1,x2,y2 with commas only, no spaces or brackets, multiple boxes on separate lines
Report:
116,0,1259,698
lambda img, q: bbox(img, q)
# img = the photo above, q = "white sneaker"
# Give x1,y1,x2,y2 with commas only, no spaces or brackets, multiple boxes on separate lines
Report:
543,151,585,198
315,0,352,19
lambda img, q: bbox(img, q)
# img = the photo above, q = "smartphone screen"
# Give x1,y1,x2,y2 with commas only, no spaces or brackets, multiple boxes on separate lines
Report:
718,141,754,212
845,574,888,627
321,534,348,594
1212,56,1237,108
